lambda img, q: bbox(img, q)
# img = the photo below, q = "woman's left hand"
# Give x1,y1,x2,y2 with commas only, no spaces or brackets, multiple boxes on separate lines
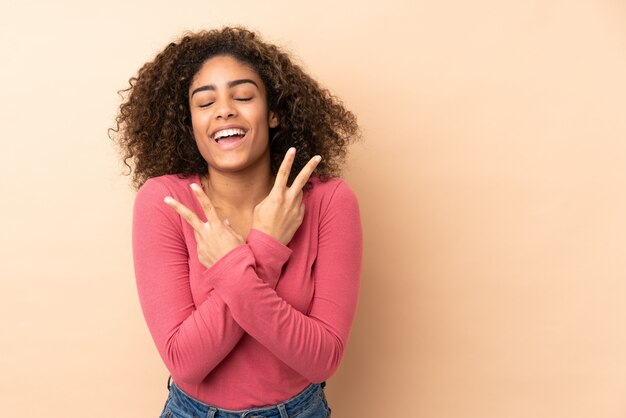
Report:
163,183,244,269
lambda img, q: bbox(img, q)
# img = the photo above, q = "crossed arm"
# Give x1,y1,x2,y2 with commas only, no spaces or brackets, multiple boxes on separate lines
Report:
133,180,291,384
132,178,362,385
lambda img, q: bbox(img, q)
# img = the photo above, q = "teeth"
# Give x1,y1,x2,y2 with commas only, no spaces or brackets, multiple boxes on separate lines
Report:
213,128,247,141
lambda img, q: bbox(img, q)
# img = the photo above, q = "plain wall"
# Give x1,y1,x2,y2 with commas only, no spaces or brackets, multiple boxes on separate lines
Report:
1,1,625,417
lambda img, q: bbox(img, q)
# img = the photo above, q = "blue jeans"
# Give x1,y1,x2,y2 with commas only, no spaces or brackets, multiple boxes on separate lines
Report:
159,376,331,418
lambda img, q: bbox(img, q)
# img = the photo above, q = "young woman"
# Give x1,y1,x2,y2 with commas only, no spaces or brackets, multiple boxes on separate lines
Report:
111,26,362,418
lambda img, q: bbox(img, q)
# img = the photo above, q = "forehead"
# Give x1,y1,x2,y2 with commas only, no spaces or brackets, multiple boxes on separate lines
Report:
189,55,264,91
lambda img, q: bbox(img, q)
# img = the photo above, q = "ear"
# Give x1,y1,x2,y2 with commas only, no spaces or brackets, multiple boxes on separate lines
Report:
268,111,279,128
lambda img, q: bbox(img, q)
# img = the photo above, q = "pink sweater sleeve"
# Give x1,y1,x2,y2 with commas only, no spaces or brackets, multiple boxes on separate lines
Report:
203,181,363,383
132,179,292,385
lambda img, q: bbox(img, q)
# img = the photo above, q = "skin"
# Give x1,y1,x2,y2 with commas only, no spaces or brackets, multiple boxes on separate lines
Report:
163,55,322,268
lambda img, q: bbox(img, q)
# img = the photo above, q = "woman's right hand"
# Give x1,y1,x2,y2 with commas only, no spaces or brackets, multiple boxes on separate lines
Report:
251,147,322,246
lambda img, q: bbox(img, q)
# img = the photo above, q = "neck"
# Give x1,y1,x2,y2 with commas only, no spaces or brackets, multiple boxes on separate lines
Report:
200,156,275,214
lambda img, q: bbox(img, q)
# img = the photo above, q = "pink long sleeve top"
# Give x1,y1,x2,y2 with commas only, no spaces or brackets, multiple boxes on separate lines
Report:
132,172,362,409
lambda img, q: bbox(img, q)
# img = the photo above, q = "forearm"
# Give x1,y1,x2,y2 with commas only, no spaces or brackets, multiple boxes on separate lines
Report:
135,238,289,384
133,180,291,385
204,181,363,383
205,249,352,382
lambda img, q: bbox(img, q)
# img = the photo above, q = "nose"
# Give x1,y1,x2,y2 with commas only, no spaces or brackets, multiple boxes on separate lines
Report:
214,98,237,120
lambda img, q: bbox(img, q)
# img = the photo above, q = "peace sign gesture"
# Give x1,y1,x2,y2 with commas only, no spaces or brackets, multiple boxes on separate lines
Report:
163,181,245,269
251,147,321,245
163,147,321,268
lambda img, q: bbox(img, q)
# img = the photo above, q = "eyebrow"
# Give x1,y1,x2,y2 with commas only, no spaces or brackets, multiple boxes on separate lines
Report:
190,79,259,97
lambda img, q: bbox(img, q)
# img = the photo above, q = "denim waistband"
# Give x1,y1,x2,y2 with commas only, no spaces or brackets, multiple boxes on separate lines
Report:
165,376,326,418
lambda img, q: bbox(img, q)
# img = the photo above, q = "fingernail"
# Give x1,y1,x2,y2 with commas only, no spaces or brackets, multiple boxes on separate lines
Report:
164,196,174,204
314,155,322,162
289,147,295,155
190,183,200,192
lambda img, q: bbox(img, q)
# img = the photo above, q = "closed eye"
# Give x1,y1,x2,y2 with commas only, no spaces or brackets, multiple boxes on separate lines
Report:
198,96,252,108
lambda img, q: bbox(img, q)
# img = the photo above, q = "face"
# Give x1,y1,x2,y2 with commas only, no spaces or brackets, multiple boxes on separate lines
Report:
188,55,278,174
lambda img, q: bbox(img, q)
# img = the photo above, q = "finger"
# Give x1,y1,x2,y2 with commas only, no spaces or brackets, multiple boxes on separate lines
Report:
189,183,218,223
273,147,296,191
164,196,206,233
289,155,322,194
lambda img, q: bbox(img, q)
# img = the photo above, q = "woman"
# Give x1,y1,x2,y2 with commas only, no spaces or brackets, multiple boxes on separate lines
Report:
111,26,362,418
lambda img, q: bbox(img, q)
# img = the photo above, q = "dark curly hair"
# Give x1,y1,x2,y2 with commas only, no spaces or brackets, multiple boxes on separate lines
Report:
109,26,360,192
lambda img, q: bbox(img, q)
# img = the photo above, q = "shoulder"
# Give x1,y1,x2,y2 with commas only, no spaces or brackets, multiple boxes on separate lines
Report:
139,173,195,193
136,173,195,200
133,174,198,231
134,173,197,215
306,173,360,215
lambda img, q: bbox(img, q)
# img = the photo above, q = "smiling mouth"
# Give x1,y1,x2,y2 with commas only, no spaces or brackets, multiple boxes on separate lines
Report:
212,128,248,142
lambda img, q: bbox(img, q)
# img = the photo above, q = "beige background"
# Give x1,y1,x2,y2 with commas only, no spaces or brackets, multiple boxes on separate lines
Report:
1,0,625,417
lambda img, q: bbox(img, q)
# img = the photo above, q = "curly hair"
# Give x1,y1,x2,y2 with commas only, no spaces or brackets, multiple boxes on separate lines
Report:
109,26,360,192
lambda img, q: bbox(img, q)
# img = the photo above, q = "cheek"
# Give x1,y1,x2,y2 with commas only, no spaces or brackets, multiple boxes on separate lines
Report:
189,113,213,157
190,112,209,136
245,106,270,130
